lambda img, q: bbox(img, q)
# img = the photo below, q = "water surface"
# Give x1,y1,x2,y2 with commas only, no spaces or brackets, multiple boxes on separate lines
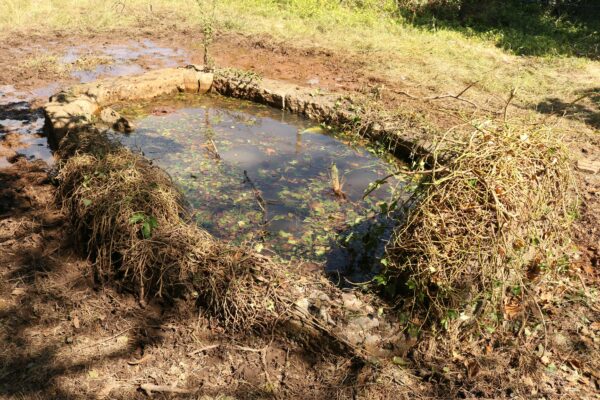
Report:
116,94,405,262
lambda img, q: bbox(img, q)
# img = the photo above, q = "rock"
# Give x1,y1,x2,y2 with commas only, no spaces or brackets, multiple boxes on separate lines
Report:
349,315,380,331
363,334,381,348
198,72,214,93
345,330,364,345
294,297,310,314
99,107,134,133
341,293,363,312
577,159,600,174
99,107,120,125
44,94,99,145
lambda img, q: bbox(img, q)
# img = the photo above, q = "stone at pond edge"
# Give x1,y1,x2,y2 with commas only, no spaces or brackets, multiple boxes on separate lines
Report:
577,159,600,174
44,94,99,144
183,72,214,94
99,107,134,133
199,73,214,93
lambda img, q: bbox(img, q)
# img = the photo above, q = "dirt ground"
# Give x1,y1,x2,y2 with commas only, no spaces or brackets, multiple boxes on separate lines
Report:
1,30,599,399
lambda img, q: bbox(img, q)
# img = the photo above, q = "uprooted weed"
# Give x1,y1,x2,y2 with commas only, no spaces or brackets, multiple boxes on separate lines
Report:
380,117,577,395
388,118,574,323
55,131,306,333
57,131,208,299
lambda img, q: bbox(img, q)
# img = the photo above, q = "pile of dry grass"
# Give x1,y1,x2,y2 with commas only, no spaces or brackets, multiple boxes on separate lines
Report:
55,130,299,332
387,118,575,327
57,131,208,299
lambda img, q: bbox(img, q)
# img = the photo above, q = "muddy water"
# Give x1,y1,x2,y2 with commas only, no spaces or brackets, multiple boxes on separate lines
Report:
0,85,53,167
1,40,189,167
115,94,406,263
62,40,189,83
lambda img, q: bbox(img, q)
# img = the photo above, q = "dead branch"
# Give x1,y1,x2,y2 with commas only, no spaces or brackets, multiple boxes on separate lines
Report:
243,170,268,223
187,343,220,356
127,354,151,365
79,326,135,350
207,138,221,159
569,90,598,106
394,81,485,110
139,383,193,395
503,88,517,123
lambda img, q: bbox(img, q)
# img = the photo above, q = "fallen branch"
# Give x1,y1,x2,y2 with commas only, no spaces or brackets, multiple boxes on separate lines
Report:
394,81,489,111
207,138,221,160
79,326,135,350
503,88,517,123
127,354,151,365
243,170,268,223
140,383,193,395
187,343,220,356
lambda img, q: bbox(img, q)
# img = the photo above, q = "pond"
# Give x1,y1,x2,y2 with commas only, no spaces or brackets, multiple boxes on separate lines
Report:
114,94,406,264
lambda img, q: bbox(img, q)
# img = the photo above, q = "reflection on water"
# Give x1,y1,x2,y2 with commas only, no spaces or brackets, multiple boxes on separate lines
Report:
62,40,189,83
0,86,54,167
116,94,406,262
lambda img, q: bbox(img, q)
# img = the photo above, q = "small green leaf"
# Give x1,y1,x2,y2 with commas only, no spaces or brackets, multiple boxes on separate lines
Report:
129,212,145,224
373,274,387,286
148,216,158,229
82,199,92,207
141,222,152,239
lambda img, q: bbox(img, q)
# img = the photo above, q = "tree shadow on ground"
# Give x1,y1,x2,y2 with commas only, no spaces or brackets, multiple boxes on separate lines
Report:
534,87,600,129
0,158,397,399
0,160,172,399
400,1,600,59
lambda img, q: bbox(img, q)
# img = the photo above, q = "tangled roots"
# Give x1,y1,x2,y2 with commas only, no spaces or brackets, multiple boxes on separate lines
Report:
387,120,575,325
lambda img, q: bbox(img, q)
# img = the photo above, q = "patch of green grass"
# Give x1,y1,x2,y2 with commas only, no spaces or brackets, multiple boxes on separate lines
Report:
1,0,599,115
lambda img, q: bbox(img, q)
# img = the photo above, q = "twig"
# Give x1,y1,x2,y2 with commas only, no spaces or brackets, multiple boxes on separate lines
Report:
503,88,517,123
79,326,135,350
330,163,347,200
232,344,264,353
428,80,480,108
139,383,193,395
187,343,220,356
127,354,151,365
568,91,598,106
395,81,484,110
243,170,268,223
363,166,448,199
232,344,279,399
208,138,221,159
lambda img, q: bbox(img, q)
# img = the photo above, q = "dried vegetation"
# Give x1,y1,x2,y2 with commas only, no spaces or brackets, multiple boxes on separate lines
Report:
55,131,322,337
388,118,575,321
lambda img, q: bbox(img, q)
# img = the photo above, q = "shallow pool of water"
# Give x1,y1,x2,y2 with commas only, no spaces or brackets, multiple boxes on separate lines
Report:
116,94,405,262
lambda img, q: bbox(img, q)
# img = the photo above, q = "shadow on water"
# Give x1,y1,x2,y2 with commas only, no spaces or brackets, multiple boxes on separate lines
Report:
0,99,53,168
325,212,398,287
